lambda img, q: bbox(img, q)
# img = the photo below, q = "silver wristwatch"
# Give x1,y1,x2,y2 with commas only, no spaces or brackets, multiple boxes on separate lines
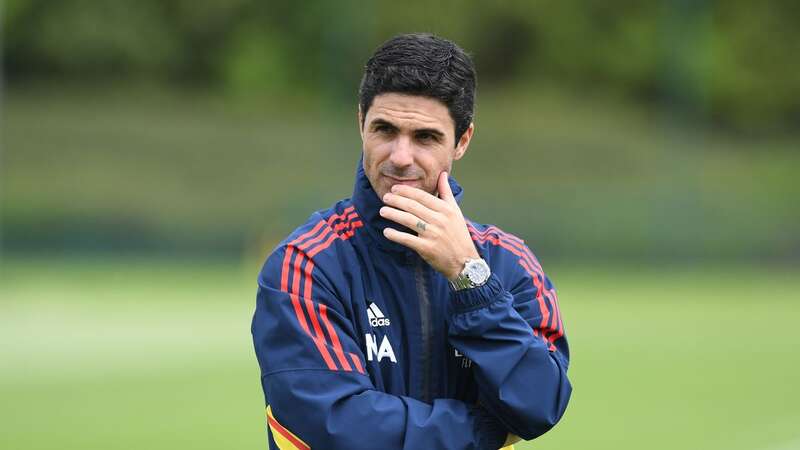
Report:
449,258,491,291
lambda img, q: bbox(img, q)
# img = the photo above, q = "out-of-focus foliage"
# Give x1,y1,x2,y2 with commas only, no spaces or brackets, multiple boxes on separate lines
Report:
2,1,798,260
4,0,800,132
3,86,799,260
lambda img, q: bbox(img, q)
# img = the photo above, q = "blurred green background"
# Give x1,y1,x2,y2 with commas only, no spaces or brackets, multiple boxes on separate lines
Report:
1,1,798,449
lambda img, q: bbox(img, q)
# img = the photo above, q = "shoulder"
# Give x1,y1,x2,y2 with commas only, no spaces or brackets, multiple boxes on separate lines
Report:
282,199,362,253
258,199,363,289
466,219,547,282
466,220,536,261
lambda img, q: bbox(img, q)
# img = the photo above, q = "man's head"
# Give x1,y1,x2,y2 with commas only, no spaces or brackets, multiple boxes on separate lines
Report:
358,33,477,199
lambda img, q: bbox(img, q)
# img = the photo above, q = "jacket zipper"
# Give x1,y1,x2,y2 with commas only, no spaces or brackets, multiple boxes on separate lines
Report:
413,257,432,403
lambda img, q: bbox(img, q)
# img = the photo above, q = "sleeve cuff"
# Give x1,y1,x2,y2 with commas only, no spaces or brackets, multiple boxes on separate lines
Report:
450,273,503,314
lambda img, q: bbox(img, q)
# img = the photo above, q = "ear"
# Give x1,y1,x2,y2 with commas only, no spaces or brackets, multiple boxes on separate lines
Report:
357,105,364,136
453,122,474,161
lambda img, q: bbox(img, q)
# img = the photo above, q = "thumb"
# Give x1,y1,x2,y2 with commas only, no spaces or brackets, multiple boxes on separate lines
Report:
438,171,455,203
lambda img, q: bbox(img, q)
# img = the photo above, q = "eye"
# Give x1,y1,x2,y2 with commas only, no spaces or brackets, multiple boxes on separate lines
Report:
416,131,438,144
373,124,395,135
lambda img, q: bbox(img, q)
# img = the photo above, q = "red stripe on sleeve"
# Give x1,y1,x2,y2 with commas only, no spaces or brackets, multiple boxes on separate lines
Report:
328,206,363,240
297,225,334,252
468,228,549,320
291,246,304,306
548,289,565,343
308,231,339,257
348,352,365,374
342,221,364,239
280,246,294,292
471,223,538,267
299,216,366,370
293,253,337,371
332,212,360,232
519,258,551,331
273,209,365,371
469,224,544,276
289,220,327,247
318,303,353,372
467,225,560,322
470,231,549,346
468,226,562,348
281,247,311,335
326,205,356,227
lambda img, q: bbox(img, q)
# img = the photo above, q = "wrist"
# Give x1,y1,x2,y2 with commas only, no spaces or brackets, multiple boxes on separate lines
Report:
448,257,491,291
446,257,469,281
446,249,481,281
449,273,503,313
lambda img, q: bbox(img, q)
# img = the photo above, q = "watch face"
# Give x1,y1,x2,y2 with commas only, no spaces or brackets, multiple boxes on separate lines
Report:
466,260,491,284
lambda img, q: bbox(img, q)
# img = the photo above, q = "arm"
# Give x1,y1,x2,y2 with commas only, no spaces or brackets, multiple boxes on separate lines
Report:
379,172,571,441
251,244,507,450
447,258,571,440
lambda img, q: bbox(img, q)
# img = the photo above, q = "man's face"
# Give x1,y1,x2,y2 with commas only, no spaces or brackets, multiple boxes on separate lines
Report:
359,93,474,200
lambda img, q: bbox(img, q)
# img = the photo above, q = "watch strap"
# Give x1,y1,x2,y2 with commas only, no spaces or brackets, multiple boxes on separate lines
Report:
449,275,475,291
449,258,490,291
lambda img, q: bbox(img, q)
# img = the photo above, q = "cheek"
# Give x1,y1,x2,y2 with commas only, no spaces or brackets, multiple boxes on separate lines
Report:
419,152,451,175
362,144,385,181
364,139,391,166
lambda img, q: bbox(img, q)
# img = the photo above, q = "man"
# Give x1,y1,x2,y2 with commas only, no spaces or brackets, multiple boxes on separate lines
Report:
252,33,571,450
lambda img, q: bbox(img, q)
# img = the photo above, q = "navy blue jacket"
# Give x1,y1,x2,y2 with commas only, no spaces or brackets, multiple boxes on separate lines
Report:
252,158,571,449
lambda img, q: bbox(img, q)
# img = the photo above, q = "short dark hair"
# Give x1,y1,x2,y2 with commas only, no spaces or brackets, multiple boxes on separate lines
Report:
358,33,477,145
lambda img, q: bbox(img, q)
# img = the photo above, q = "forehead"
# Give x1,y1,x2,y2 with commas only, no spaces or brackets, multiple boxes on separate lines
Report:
365,93,453,132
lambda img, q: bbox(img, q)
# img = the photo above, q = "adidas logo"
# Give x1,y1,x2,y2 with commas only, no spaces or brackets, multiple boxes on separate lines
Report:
367,302,391,327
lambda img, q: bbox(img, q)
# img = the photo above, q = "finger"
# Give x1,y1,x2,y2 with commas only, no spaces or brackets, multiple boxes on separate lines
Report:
383,227,424,251
382,192,440,223
379,206,427,232
438,171,456,204
390,184,447,212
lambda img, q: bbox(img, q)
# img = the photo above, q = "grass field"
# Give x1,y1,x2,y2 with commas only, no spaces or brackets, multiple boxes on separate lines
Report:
1,257,799,449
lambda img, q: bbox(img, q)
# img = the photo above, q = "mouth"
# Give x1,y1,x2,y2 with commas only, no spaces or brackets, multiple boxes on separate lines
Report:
383,175,421,186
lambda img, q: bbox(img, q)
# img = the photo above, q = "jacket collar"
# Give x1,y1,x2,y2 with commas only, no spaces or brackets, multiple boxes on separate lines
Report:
351,154,465,254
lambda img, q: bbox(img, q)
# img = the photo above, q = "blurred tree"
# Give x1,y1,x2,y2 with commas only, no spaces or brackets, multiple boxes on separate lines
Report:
4,0,180,78
219,23,292,96
2,0,799,131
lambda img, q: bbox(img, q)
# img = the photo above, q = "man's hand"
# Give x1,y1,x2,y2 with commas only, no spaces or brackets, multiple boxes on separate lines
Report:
379,171,480,280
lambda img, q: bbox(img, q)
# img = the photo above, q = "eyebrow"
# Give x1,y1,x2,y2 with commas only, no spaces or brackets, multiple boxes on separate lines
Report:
369,118,398,130
369,118,446,139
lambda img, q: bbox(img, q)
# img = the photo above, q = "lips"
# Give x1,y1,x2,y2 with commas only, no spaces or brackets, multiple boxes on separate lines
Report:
384,175,420,185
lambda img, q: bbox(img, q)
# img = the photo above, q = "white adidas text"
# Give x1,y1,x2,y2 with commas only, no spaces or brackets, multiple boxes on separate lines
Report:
367,302,391,328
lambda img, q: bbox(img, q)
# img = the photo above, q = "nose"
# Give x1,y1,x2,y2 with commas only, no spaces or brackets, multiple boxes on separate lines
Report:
389,135,414,168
